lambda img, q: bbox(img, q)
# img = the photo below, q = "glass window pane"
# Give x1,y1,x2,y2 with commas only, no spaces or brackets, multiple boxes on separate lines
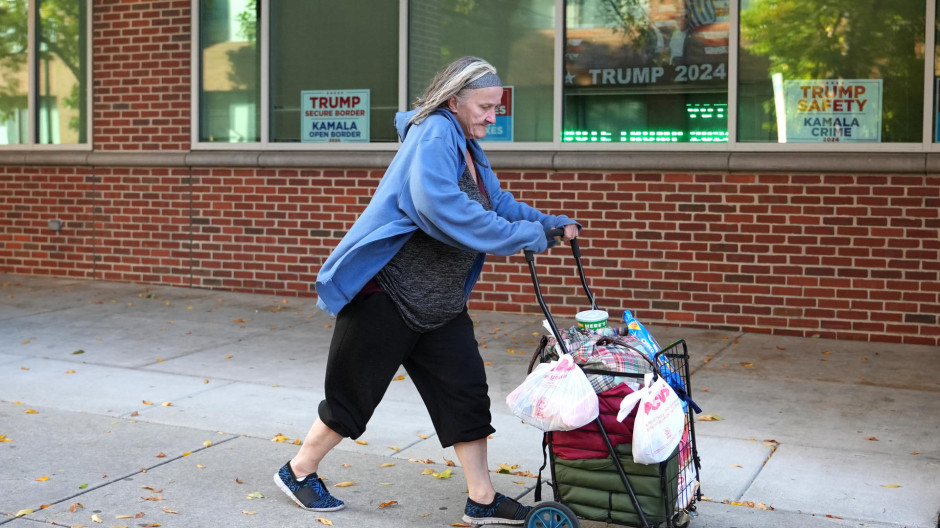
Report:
935,0,940,142
38,0,87,144
199,0,260,143
563,0,730,144
409,0,556,142
271,1,398,143
739,0,925,143
0,0,29,145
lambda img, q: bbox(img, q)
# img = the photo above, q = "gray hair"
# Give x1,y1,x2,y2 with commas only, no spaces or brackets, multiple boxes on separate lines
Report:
410,56,500,125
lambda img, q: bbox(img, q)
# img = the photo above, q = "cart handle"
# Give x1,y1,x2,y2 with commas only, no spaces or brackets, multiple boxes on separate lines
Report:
523,230,598,352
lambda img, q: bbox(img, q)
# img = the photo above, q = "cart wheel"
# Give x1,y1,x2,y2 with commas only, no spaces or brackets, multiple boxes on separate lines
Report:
525,501,580,528
671,510,692,528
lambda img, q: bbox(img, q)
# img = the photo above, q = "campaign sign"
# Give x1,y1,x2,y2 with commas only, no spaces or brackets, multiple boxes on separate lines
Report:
783,80,882,143
481,86,513,142
301,89,370,143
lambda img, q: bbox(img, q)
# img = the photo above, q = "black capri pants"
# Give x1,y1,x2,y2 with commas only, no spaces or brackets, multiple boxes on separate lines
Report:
317,291,495,448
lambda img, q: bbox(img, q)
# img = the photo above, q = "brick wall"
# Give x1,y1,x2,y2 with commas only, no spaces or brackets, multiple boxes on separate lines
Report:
94,0,190,150
2,1,939,345
2,165,938,345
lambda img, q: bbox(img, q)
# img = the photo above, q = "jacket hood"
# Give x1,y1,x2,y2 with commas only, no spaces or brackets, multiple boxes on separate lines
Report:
394,108,464,142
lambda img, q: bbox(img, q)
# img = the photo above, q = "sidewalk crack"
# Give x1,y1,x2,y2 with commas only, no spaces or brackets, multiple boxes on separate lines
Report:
735,438,780,502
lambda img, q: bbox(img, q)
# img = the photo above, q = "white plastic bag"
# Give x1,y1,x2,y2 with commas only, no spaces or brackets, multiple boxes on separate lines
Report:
616,372,685,464
506,353,599,431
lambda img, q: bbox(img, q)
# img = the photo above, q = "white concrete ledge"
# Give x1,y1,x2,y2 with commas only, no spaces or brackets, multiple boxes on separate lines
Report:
2,149,939,174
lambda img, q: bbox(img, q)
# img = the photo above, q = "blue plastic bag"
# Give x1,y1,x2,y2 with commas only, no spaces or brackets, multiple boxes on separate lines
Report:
622,310,700,413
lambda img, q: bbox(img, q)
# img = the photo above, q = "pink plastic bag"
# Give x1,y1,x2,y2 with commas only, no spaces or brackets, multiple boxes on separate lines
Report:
506,354,599,431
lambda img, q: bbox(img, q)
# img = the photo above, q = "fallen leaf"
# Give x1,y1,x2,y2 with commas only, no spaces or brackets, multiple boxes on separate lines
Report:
91,513,103,523
36,476,50,481
66,370,76,374
116,515,133,519
73,349,85,355
241,510,257,515
380,463,395,468
15,509,35,517
202,440,212,447
70,502,84,512
141,496,165,501
388,446,401,452
698,414,724,421
143,524,161,527
142,400,154,405
141,486,163,493
0,434,11,442
25,409,38,414
421,468,434,475
378,501,398,508
881,484,901,488
776,346,786,350
445,459,456,467
233,318,247,323
317,517,334,525
334,481,356,487
451,523,472,527
866,437,878,441
162,507,179,514
826,514,843,519
197,464,206,468
160,402,172,407
155,452,166,458
130,411,139,417
433,469,453,479
235,478,243,484
271,433,290,443
393,376,405,381
739,362,753,368
246,491,264,499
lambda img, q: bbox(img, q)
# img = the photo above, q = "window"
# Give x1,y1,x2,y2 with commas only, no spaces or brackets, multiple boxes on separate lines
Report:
409,0,556,142
0,0,89,146
193,0,936,149
198,0,260,143
738,0,926,143
270,1,398,143
563,0,730,143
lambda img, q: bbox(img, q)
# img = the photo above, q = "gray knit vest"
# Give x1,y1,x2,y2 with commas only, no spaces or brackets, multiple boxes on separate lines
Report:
376,164,492,332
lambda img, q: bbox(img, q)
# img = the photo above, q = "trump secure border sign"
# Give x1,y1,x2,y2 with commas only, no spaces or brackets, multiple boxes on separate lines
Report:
301,89,370,143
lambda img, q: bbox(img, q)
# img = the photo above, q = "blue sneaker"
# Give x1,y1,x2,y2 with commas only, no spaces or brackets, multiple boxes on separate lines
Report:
273,462,345,511
463,492,532,525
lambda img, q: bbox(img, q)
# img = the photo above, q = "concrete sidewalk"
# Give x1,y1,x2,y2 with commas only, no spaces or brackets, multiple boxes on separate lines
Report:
1,273,938,528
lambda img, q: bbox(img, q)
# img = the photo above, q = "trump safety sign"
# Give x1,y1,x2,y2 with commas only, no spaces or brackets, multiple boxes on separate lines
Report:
301,89,370,143
782,79,882,143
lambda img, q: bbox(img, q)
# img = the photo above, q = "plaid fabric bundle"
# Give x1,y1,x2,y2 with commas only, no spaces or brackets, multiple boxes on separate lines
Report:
545,326,654,393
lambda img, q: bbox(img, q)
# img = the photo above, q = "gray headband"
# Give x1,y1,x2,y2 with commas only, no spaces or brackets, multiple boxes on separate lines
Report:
465,72,502,90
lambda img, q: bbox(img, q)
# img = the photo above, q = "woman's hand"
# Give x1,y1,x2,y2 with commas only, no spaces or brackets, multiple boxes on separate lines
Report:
561,224,579,241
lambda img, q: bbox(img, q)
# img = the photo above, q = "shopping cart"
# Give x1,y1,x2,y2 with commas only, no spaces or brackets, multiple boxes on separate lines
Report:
520,235,702,528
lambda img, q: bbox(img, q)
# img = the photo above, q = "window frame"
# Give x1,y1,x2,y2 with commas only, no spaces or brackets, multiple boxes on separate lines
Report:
190,0,940,153
0,0,92,150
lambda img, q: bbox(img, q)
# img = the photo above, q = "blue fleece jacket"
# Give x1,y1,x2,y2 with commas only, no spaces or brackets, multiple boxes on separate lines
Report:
315,108,577,316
